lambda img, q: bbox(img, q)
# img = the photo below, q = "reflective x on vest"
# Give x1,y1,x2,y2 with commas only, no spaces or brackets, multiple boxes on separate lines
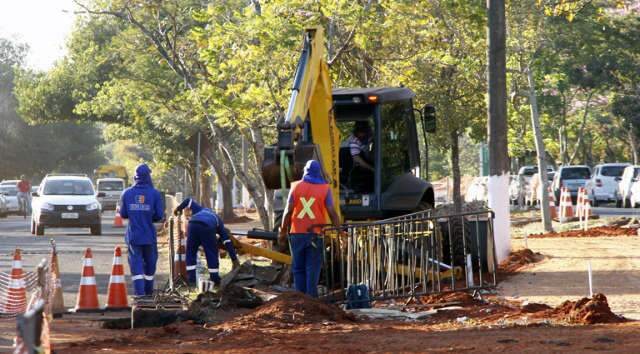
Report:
297,197,316,219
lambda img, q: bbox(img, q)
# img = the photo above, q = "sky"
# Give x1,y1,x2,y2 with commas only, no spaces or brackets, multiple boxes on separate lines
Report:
0,0,77,70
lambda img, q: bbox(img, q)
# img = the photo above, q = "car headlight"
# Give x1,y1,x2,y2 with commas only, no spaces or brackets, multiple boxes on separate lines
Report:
86,202,100,211
40,202,55,211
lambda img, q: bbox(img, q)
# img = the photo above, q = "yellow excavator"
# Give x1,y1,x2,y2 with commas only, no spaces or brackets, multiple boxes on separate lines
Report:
262,26,436,224
230,26,439,266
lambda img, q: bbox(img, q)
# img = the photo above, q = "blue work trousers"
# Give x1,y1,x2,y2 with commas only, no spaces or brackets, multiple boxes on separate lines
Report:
186,221,221,285
289,233,324,297
128,243,158,296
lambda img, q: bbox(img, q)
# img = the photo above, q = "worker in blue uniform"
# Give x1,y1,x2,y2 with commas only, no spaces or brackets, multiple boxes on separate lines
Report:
119,164,164,297
174,198,241,286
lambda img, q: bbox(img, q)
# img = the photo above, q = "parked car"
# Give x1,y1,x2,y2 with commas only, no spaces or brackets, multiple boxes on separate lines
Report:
31,174,104,236
514,166,554,206
96,178,126,211
616,165,640,208
0,179,19,186
552,165,592,205
0,184,20,215
585,163,630,206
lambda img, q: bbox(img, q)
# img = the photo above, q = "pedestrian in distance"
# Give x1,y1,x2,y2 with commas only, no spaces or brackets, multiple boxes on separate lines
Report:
16,175,31,216
119,164,164,297
173,198,241,287
279,160,341,297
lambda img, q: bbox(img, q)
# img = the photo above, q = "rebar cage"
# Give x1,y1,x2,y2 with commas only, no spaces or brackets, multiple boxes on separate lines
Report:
321,208,498,302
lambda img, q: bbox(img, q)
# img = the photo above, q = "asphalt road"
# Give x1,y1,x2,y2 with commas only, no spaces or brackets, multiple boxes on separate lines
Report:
593,206,640,217
0,211,139,309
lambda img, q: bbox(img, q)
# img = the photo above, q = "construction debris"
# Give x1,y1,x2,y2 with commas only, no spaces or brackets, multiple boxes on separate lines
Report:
528,226,637,239
551,293,626,325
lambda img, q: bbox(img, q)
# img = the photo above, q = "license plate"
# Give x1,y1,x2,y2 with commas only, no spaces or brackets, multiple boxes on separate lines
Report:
61,212,79,219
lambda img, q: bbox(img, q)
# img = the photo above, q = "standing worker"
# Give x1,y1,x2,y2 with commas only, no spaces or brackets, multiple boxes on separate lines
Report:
279,160,341,297
120,164,164,297
173,198,241,286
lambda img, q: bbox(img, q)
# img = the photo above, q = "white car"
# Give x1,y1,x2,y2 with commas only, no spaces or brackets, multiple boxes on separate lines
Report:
616,165,640,208
31,174,104,236
0,184,21,214
0,193,8,217
96,178,126,211
465,176,488,203
585,163,630,206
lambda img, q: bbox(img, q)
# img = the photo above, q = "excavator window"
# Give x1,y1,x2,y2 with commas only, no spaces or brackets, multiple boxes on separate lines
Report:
380,101,413,190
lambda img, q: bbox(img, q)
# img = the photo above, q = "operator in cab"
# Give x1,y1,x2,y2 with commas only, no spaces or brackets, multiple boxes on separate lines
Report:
173,197,240,287
342,121,374,192
279,160,341,297
119,164,164,297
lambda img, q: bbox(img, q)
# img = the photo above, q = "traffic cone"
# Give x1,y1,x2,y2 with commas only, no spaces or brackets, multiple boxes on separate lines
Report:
2,249,27,314
49,242,65,316
547,187,557,219
575,187,585,218
559,187,574,223
105,246,129,310
113,207,124,228
74,248,100,312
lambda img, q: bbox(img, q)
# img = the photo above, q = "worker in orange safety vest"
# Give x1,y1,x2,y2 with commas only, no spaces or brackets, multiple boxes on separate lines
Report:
279,160,341,297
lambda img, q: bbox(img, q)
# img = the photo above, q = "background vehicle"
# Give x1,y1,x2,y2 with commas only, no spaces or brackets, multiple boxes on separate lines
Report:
465,176,488,203
0,184,20,215
585,163,629,206
96,178,126,211
94,165,129,183
617,165,640,207
31,174,104,236
552,165,592,205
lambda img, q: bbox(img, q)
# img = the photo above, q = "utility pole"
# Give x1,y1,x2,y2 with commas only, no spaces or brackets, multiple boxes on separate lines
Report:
487,0,511,262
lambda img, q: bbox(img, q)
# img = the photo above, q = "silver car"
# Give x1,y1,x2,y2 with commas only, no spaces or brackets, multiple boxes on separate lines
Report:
0,185,20,215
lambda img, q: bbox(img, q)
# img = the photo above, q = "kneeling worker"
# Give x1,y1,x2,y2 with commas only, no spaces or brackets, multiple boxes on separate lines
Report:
279,160,341,297
174,198,240,286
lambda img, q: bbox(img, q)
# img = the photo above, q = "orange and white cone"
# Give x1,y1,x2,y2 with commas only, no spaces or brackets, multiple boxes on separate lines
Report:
559,187,574,223
2,249,27,314
547,186,557,219
105,246,129,310
74,248,100,312
113,207,124,228
575,187,585,218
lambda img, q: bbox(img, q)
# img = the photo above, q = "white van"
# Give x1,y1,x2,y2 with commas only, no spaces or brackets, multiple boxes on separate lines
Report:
96,178,126,211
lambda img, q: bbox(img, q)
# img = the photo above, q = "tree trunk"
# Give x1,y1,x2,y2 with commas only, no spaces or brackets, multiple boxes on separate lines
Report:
450,130,462,212
199,160,212,209
487,0,511,262
218,172,236,221
568,92,594,165
527,67,552,232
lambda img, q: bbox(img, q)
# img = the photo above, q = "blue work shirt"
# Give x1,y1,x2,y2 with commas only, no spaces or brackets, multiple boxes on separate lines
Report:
120,164,164,245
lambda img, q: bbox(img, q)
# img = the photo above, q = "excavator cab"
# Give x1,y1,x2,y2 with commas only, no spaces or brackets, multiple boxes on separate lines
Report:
333,88,435,219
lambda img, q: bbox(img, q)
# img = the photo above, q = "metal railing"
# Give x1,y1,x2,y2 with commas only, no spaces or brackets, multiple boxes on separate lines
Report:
321,208,497,302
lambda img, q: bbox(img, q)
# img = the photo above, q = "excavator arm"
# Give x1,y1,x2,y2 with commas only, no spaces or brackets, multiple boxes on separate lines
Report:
262,27,341,219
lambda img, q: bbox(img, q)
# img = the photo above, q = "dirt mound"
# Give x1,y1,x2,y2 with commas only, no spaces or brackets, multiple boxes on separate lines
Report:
419,291,479,306
550,293,626,324
520,302,552,313
528,226,637,239
227,292,355,328
499,249,543,273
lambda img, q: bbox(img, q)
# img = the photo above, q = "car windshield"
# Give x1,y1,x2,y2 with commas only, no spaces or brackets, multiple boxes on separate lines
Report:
98,181,124,191
561,168,590,180
0,186,18,196
521,167,537,176
601,166,626,177
43,179,95,195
